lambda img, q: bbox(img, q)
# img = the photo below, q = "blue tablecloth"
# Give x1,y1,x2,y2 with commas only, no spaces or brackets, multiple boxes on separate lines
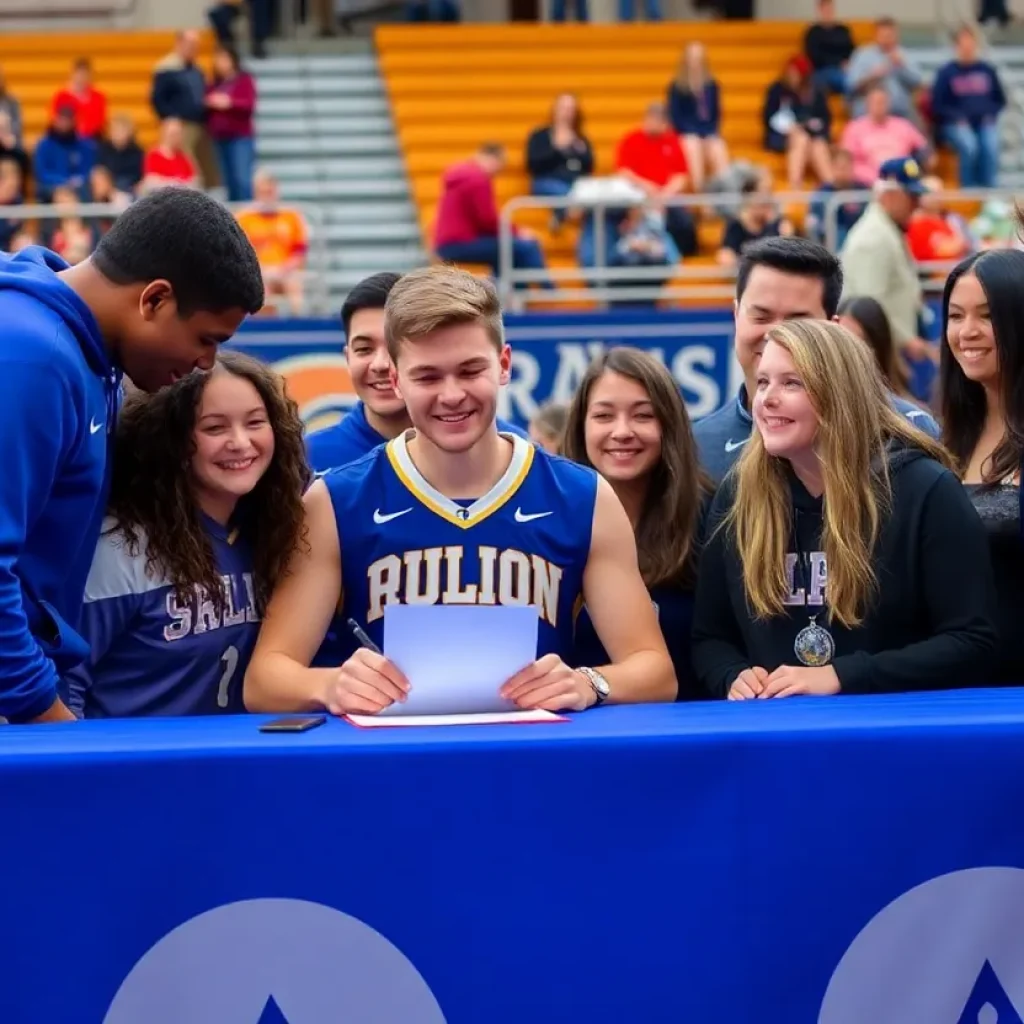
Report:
4,691,1024,1023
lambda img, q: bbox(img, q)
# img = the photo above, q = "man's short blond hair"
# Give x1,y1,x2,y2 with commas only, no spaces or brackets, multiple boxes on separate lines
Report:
384,265,505,362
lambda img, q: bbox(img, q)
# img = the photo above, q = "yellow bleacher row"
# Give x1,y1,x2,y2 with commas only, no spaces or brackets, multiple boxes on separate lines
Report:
0,31,215,157
376,20,932,294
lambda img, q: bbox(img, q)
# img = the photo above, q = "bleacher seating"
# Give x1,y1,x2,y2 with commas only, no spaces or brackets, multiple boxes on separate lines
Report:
377,21,880,297
0,31,213,159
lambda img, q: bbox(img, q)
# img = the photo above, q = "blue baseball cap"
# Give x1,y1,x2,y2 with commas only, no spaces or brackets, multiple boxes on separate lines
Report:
877,156,928,195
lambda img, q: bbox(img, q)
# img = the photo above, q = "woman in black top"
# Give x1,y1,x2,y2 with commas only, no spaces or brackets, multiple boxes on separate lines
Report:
762,55,834,189
941,249,1024,684
525,93,594,226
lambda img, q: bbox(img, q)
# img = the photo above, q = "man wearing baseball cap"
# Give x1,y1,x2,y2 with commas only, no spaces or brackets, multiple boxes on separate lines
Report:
839,156,933,362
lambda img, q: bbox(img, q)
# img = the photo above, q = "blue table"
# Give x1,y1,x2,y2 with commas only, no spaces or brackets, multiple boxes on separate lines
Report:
4,692,1024,1023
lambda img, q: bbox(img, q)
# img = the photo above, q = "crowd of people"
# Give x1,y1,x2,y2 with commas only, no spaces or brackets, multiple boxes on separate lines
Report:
0,182,1019,724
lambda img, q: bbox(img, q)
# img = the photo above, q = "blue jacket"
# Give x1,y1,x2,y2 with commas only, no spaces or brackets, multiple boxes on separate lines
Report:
0,247,118,722
33,131,96,192
666,80,721,137
930,60,1006,128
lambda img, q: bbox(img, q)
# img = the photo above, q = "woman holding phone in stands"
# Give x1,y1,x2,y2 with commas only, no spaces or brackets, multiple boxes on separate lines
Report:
692,318,997,700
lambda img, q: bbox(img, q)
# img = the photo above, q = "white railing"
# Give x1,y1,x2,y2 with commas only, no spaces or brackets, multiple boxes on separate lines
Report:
0,198,332,316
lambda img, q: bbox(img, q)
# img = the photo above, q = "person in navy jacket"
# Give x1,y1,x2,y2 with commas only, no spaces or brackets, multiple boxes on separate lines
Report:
931,25,1006,188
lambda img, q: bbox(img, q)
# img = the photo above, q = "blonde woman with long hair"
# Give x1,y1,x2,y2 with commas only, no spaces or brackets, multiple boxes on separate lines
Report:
692,318,997,700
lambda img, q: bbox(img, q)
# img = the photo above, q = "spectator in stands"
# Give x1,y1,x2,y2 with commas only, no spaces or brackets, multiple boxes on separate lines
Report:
50,185,97,266
803,0,855,95
838,295,914,400
525,93,594,227
931,25,1005,189
528,400,569,453
762,56,833,189
33,104,95,203
236,168,309,315
205,46,257,202
0,66,22,143
95,114,144,199
847,17,923,121
717,178,793,268
978,0,1011,29
0,161,22,250
606,205,680,306
208,0,272,60
840,84,930,185
806,146,867,247
50,59,107,142
906,174,973,262
434,142,552,289
551,0,589,20
563,347,711,699
619,0,661,19
841,157,933,363
0,110,29,192
692,317,996,700
143,118,199,192
666,42,730,194
151,29,219,188
405,0,460,21
616,101,696,257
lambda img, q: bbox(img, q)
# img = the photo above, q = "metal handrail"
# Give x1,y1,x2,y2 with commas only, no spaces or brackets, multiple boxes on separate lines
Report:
0,197,332,316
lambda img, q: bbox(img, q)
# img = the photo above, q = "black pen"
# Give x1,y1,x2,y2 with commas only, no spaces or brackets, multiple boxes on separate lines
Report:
347,618,382,655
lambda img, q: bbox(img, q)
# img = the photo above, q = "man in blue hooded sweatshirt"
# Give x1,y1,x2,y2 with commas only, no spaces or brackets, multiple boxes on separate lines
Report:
0,187,264,724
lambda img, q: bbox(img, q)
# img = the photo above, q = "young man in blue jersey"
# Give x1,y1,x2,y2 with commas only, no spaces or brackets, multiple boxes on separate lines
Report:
305,270,526,474
693,236,939,483
0,188,263,725
246,265,676,716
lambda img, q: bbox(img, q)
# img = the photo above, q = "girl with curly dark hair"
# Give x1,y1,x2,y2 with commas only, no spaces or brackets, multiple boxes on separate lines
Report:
63,350,309,717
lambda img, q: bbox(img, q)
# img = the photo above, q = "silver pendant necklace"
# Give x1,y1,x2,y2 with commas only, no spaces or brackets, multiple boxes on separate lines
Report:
793,552,834,666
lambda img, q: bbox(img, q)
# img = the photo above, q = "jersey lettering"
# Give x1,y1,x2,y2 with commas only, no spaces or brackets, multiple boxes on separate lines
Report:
163,572,260,641
783,552,827,607
367,546,564,627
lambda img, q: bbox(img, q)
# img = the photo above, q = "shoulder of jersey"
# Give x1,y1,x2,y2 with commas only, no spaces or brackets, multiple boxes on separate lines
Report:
315,445,383,485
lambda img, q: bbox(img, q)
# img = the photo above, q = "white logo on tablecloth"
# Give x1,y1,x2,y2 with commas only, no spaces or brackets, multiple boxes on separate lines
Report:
103,898,446,1024
820,868,1024,1023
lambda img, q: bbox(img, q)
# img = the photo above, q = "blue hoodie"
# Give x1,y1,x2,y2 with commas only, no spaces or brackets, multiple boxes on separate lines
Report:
0,247,118,722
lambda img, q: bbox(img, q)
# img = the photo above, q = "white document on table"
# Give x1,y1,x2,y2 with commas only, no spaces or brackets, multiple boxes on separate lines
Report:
347,709,567,728
377,603,539,717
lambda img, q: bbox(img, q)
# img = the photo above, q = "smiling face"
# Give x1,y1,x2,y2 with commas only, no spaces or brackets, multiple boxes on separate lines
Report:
191,371,275,510
391,322,511,454
946,272,998,388
583,370,662,484
753,339,820,462
345,307,406,422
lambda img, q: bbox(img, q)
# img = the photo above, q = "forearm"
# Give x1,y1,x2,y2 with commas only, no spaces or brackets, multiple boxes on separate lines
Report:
243,652,334,713
597,648,676,704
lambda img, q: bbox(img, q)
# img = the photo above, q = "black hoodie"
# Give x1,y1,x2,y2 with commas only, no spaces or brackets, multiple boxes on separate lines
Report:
692,444,999,698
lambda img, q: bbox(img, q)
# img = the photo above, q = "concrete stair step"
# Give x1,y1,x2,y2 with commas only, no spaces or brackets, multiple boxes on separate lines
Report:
262,156,405,180
279,178,409,200
257,135,398,157
258,96,389,117
326,221,422,243
328,245,427,270
256,114,392,135
253,54,378,76
256,77,384,98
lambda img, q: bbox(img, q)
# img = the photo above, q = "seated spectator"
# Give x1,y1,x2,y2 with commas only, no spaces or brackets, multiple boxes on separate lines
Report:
528,400,569,453
762,56,833,189
33,104,95,203
717,178,793,268
971,198,1019,250
907,175,973,262
434,142,552,289
0,160,22,250
95,113,144,199
840,85,930,184
666,42,730,193
806,145,868,247
49,184,97,265
607,205,680,306
87,166,126,241
50,58,107,141
847,17,924,121
205,46,257,203
0,110,29,191
0,65,22,143
142,117,199,192
931,24,1005,189
525,93,594,226
236,168,309,315
7,226,35,251
803,0,854,95
616,101,696,257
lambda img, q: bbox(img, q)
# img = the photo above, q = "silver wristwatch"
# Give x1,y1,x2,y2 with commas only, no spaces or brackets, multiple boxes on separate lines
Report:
577,666,610,707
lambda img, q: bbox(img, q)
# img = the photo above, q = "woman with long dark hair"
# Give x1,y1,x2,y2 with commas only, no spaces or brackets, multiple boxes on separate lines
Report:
63,351,309,717
941,248,1024,682
838,295,914,401
562,347,713,698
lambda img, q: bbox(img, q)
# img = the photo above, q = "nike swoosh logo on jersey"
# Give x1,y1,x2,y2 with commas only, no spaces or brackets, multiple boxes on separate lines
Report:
90,417,104,435
373,507,413,524
514,508,553,523
724,438,748,452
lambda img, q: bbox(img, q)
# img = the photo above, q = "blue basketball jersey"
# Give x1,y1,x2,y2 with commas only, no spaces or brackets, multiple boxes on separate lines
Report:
323,431,598,660
61,515,259,718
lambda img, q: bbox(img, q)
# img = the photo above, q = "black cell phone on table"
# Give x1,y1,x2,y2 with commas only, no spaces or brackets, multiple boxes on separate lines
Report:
259,715,327,734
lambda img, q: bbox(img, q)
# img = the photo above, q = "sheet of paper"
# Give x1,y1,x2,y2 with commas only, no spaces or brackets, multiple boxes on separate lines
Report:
346,710,568,728
377,604,539,717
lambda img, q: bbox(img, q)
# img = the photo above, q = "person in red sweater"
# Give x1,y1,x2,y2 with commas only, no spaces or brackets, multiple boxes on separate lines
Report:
433,142,552,291
142,117,198,192
50,58,107,141
616,101,697,256
205,46,257,203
